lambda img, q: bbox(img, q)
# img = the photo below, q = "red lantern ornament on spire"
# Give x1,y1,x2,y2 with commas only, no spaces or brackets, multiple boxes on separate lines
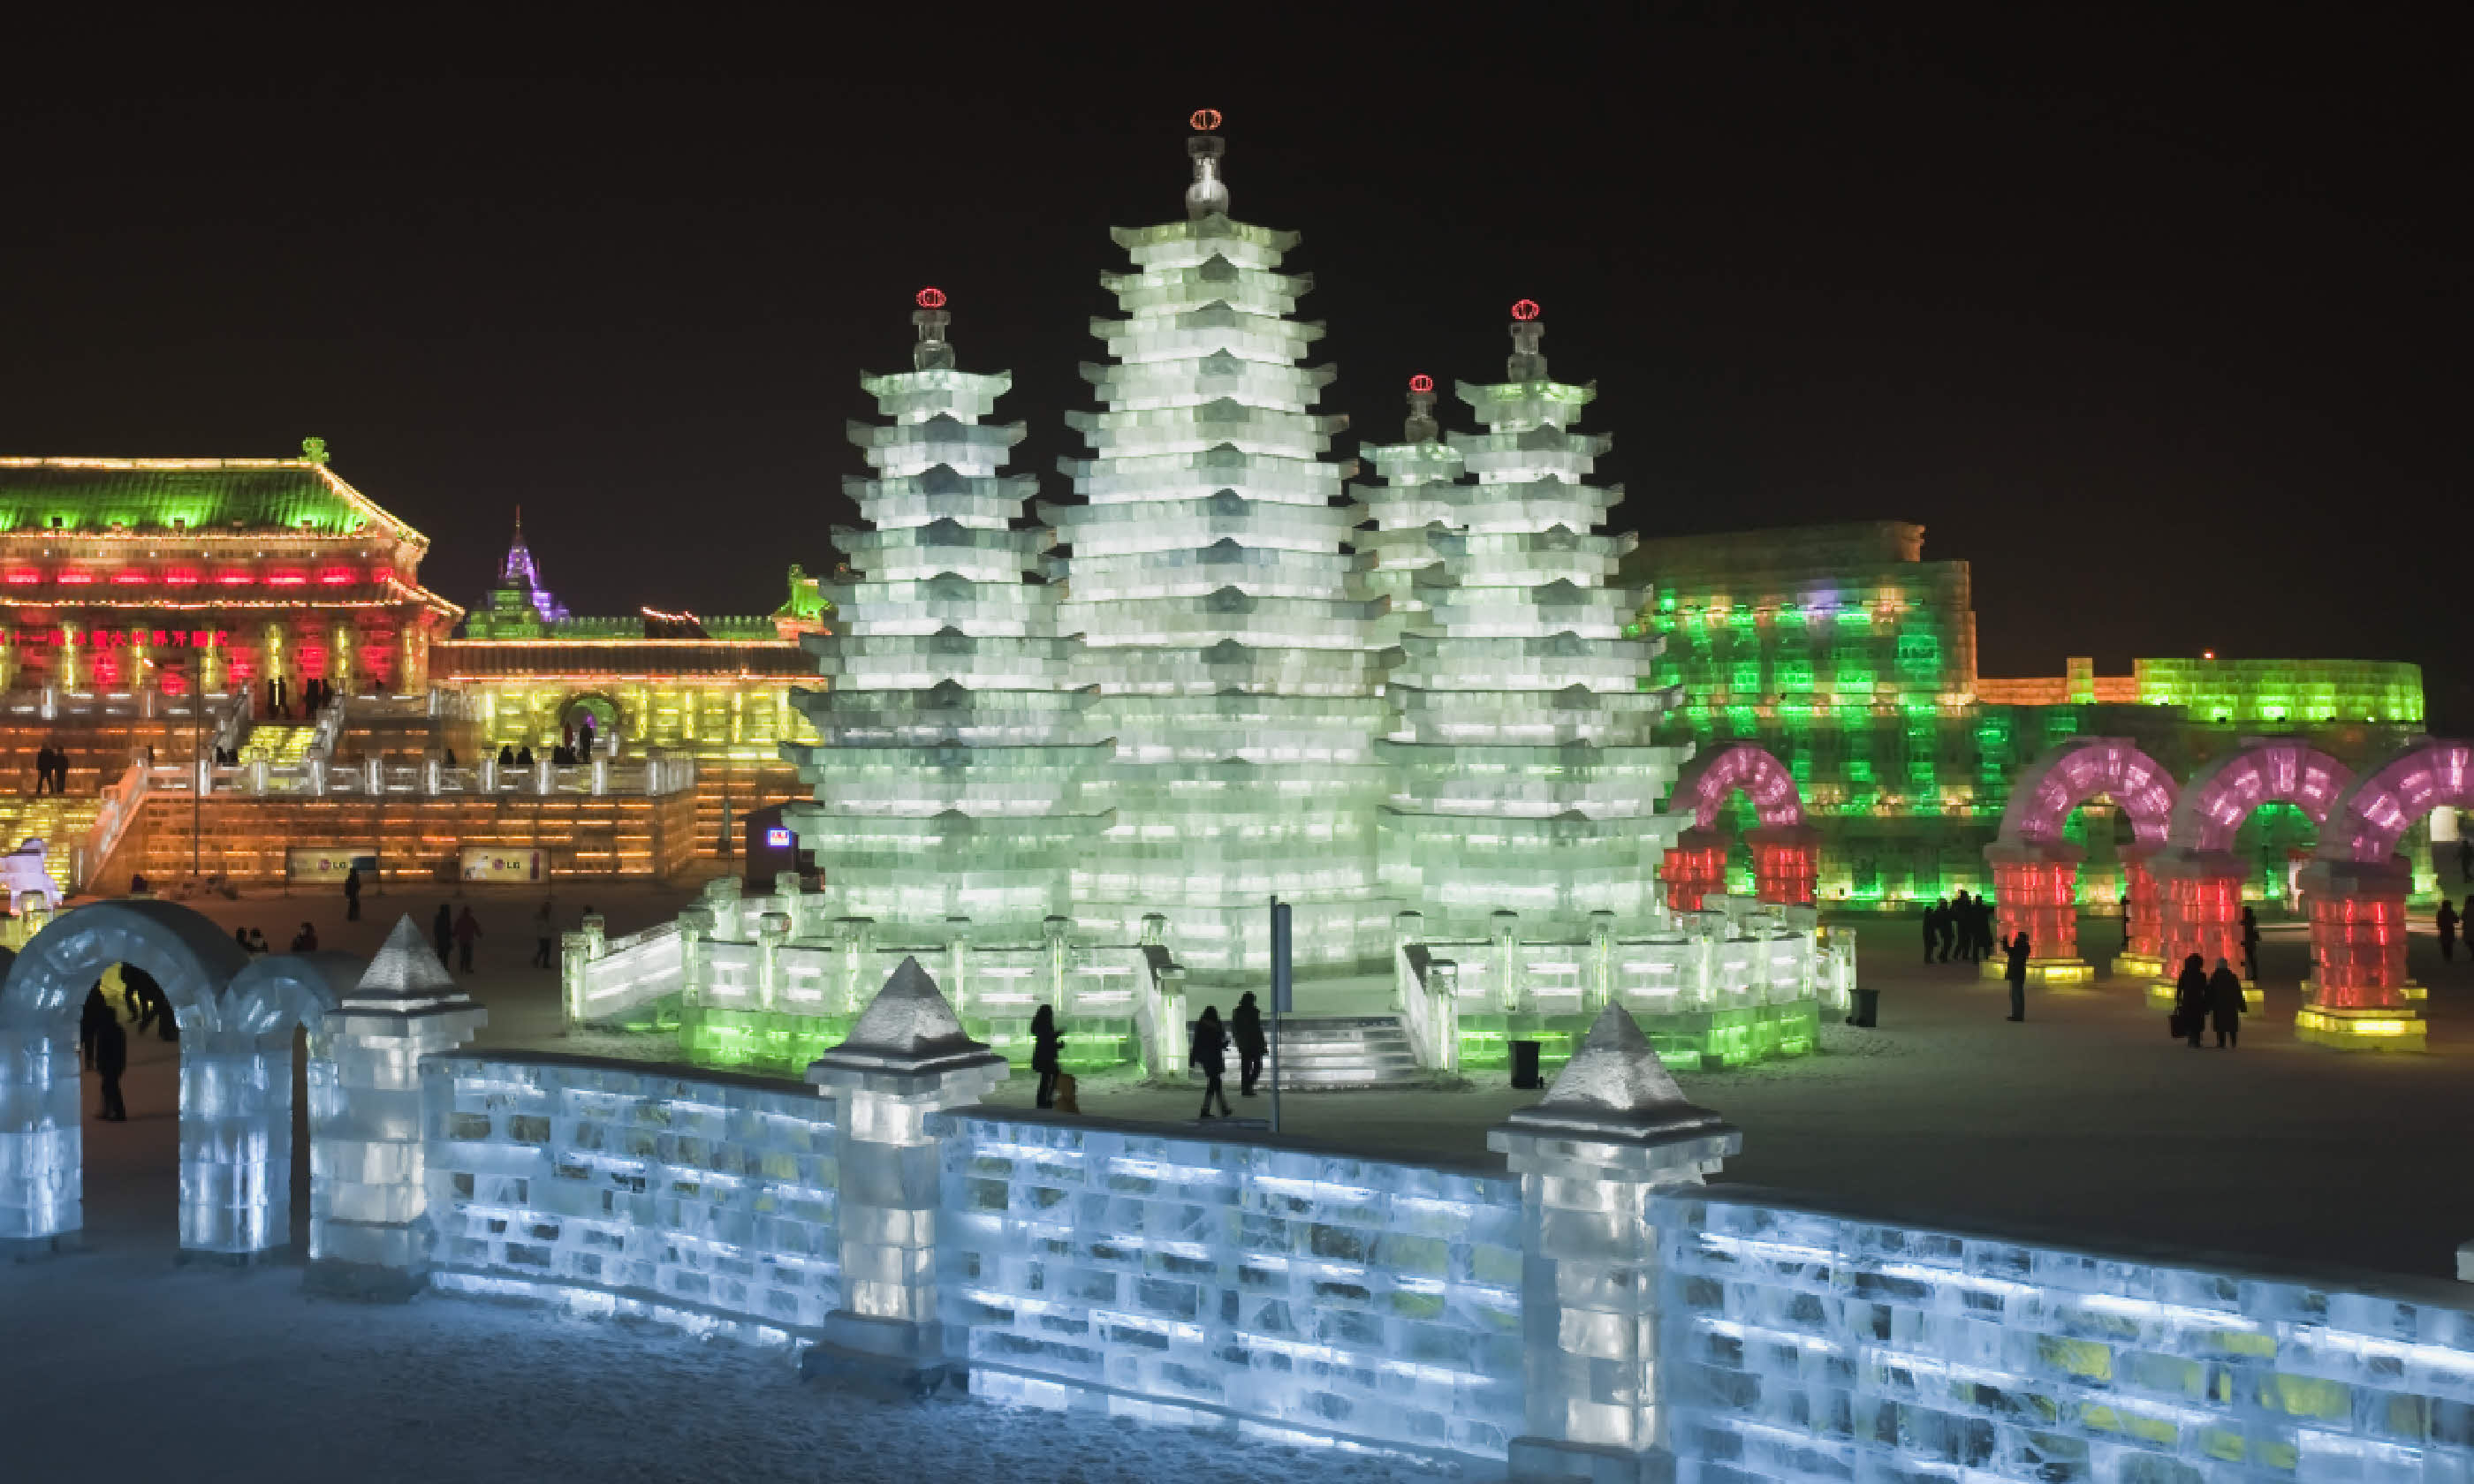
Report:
1408,374,1434,393
1510,298,1541,322
915,286,947,309
1190,108,1223,132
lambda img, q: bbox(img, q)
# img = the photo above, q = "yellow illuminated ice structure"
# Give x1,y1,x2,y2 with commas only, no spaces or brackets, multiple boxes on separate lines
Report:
782,301,1107,935
2294,1002,2425,1050
1363,316,1692,936
1050,127,1393,976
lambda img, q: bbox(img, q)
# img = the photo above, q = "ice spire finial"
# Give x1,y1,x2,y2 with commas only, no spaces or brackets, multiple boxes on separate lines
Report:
912,286,953,371
1185,109,1228,220
1404,374,1438,443
1506,299,1546,382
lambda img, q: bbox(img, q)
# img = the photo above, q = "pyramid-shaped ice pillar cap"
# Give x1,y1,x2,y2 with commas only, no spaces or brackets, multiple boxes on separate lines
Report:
1491,1003,1739,1157
341,915,467,1011
808,955,1009,1090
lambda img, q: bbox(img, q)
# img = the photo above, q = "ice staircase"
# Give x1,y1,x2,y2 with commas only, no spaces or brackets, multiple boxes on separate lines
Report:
1196,1014,1423,1089
0,794,103,897
238,723,315,764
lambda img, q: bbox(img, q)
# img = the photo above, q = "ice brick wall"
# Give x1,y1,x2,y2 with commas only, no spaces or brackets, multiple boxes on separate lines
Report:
1658,1190,2474,1482
935,1110,1526,1460
422,1054,840,1345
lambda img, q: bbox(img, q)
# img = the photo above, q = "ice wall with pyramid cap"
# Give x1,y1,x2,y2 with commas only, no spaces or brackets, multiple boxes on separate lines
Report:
1049,126,1394,976
1374,314,1694,934
785,303,1107,935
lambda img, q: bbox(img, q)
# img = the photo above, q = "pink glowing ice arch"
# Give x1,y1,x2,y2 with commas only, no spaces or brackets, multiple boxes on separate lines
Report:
1997,738,2177,846
1673,742,1805,831
2318,739,2474,864
2166,740,2353,853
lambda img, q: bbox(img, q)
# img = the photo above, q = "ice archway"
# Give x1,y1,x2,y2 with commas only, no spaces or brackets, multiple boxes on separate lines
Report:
1660,743,1814,908
0,900,354,1256
1984,739,2178,979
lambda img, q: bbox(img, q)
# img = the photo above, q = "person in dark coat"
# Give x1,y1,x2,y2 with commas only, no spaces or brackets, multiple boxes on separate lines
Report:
1029,1004,1064,1109
452,905,482,972
1923,900,1946,965
2173,954,2210,1049
2207,957,2246,1049
93,1012,127,1121
232,926,251,952
496,745,515,767
125,965,174,1041
2440,899,2460,964
343,865,362,921
2001,930,2030,1021
433,904,455,965
1230,990,1268,1096
515,745,534,768
2240,905,2261,980
290,921,318,952
1947,893,1971,962
80,984,113,1069
1189,1005,1232,1119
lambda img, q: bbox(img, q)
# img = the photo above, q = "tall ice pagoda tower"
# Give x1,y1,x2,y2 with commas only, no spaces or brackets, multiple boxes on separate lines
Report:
1374,304,1694,932
785,292,1106,935
1050,113,1393,978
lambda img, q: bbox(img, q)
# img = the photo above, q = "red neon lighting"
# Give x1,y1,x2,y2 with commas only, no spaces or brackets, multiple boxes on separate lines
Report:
56,572,93,585
1510,299,1541,322
915,286,946,309
1189,108,1222,132
164,569,201,586
216,572,254,585
1408,375,1434,393
111,572,149,585
317,569,356,585
267,572,307,586
4,571,38,586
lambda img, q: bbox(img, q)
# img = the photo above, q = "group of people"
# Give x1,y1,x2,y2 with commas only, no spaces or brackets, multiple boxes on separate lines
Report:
431,904,484,971
1922,891,1998,964
29,743,71,794
262,674,339,720
1188,993,1270,1119
2170,955,2248,1048
78,964,175,1121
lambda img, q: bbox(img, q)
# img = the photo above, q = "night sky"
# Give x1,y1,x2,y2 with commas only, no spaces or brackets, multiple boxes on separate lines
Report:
3,14,2461,718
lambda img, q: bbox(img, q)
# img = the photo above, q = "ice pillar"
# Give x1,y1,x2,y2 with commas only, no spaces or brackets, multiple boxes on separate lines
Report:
2296,858,2425,1050
1658,828,1726,913
307,915,485,1298
1489,1004,1740,1483
0,1021,80,1252
803,956,1007,1394
2148,848,2254,1009
2114,844,2167,979
1982,839,2091,983
1747,823,1820,907
178,1031,293,1260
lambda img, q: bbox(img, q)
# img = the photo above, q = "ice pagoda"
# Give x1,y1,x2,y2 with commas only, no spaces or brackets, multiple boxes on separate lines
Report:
1370,307,1694,934
784,294,1107,935
1048,115,1393,977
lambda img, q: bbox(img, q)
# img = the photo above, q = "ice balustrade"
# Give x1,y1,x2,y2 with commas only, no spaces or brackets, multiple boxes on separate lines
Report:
424,1053,843,1346
147,751,694,799
1660,1188,2474,1482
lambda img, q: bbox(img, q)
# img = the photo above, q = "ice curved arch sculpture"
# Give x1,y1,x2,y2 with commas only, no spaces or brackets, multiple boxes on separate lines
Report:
0,901,343,1256
2166,739,2353,853
2316,738,2474,864
1996,738,2177,845
1672,742,1805,831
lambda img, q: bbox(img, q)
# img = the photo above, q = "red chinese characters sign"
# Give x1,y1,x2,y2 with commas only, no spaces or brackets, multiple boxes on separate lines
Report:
11,626,230,649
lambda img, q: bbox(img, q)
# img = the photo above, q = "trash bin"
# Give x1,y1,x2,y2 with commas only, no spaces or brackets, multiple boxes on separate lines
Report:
1847,988,1879,1028
1509,1039,1544,1089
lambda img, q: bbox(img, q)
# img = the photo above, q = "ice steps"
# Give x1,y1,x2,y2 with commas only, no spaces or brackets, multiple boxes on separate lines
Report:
1191,1013,1424,1090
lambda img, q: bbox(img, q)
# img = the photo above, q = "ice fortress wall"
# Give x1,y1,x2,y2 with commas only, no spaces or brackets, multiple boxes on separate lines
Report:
413,1052,2474,1480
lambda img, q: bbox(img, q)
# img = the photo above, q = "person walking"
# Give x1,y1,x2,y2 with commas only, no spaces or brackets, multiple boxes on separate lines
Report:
1947,892,1971,963
1188,1005,1233,1119
452,905,482,973
80,984,112,1069
432,904,454,965
1029,1004,1063,1109
2458,836,2472,888
1923,900,1946,965
127,965,173,1041
93,1012,127,1122
2239,905,2261,980
2001,929,2030,1021
2442,898,2461,965
2173,954,2210,1049
2208,957,2246,1048
1231,990,1267,1097
531,897,557,968
343,865,362,922
290,921,318,952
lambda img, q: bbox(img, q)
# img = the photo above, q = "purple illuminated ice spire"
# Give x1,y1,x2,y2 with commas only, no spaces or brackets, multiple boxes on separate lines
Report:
497,507,569,624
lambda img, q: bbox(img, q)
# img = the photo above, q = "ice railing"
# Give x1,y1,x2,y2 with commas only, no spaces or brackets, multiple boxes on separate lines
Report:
937,1108,1527,1461
67,760,149,889
1655,1187,2474,1483
144,750,696,799
564,875,1193,1077
1393,898,1854,1029
423,1053,841,1347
